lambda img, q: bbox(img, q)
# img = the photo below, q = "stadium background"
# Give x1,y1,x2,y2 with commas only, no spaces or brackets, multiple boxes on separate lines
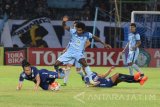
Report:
0,0,160,67
0,1,160,107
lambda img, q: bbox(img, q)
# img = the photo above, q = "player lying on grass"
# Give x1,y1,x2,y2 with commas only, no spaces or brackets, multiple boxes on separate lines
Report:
84,66,148,87
17,60,65,91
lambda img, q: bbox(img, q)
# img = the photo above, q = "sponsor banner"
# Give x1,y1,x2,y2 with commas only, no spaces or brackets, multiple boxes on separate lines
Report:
0,47,4,65
28,48,124,66
4,48,27,65
9,17,61,48
28,48,160,67
137,49,160,67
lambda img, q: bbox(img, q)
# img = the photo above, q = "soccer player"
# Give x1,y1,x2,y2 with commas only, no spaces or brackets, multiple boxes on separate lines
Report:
122,23,144,76
54,16,111,85
84,66,148,87
17,60,64,91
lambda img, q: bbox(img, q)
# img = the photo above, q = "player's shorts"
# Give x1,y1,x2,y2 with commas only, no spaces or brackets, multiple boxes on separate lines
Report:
127,50,139,64
57,51,85,65
96,78,114,87
39,69,58,90
63,59,82,68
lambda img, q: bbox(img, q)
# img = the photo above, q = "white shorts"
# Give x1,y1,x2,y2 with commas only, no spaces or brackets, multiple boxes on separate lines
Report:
127,50,139,64
63,59,82,68
57,51,84,68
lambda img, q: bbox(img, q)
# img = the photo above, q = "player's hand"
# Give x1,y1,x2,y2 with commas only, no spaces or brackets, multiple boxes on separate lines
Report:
104,44,112,49
16,86,21,90
34,86,39,91
131,47,136,51
63,16,69,22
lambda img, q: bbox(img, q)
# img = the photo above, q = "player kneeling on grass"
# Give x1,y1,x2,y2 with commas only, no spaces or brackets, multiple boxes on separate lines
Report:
84,66,148,87
17,60,64,91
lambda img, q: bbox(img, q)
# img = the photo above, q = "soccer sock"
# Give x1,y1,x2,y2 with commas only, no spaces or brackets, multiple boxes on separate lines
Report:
77,69,84,77
132,64,143,74
85,66,93,81
128,66,134,76
63,69,70,84
118,73,139,83
85,66,93,76
54,65,59,72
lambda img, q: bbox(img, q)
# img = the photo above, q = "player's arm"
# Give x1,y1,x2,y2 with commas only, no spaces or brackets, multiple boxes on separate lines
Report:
17,74,24,90
85,40,90,48
135,40,141,48
98,66,115,78
92,36,111,49
62,16,70,31
34,74,40,91
17,81,23,90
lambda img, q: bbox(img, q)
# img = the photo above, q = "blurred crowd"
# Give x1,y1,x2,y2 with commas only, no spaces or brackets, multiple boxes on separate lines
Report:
0,0,160,21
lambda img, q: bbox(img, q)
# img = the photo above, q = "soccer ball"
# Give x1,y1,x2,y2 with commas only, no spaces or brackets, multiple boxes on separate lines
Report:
50,82,61,91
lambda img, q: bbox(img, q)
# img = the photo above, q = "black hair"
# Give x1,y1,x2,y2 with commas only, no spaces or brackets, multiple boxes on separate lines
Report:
21,59,30,68
130,23,136,27
76,22,86,30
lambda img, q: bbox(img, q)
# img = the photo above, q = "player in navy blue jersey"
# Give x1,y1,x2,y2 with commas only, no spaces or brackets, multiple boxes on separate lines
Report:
84,66,148,87
17,60,64,91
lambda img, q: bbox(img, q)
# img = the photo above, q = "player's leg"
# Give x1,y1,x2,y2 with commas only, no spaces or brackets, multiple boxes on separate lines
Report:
54,51,72,72
78,58,99,85
112,73,148,85
75,61,84,81
127,52,134,75
62,64,72,86
131,50,144,77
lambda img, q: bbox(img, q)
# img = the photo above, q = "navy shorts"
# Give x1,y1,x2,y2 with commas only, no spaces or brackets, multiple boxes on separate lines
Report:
97,78,114,87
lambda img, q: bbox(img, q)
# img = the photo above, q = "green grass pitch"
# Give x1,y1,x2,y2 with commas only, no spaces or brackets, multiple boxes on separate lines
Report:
0,66,159,107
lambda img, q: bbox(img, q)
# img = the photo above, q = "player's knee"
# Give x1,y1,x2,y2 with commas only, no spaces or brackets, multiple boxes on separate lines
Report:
76,68,81,72
79,59,87,67
54,64,59,70
128,63,133,66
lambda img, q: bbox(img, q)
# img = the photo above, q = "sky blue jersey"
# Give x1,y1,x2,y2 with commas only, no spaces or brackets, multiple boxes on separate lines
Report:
67,28,93,53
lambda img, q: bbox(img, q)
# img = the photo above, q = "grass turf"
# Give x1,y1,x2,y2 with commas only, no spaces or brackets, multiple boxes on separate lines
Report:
0,66,159,107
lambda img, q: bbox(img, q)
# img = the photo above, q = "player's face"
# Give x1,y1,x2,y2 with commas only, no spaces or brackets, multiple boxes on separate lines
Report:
24,66,31,75
76,28,84,35
130,26,136,33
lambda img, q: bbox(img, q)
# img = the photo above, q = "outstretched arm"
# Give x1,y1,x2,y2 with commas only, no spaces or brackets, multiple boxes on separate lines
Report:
98,66,115,78
62,16,70,31
17,81,23,90
92,36,111,49
34,74,40,91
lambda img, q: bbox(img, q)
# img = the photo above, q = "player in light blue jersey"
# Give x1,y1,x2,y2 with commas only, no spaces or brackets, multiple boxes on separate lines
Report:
54,16,111,85
122,23,144,76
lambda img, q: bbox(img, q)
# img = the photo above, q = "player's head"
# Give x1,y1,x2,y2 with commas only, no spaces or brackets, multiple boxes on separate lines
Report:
130,23,136,33
76,22,86,35
21,59,31,75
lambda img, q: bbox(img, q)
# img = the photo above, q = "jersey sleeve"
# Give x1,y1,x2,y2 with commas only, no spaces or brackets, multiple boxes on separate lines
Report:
31,66,39,77
70,28,76,35
87,32,93,39
19,73,25,82
135,34,141,40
